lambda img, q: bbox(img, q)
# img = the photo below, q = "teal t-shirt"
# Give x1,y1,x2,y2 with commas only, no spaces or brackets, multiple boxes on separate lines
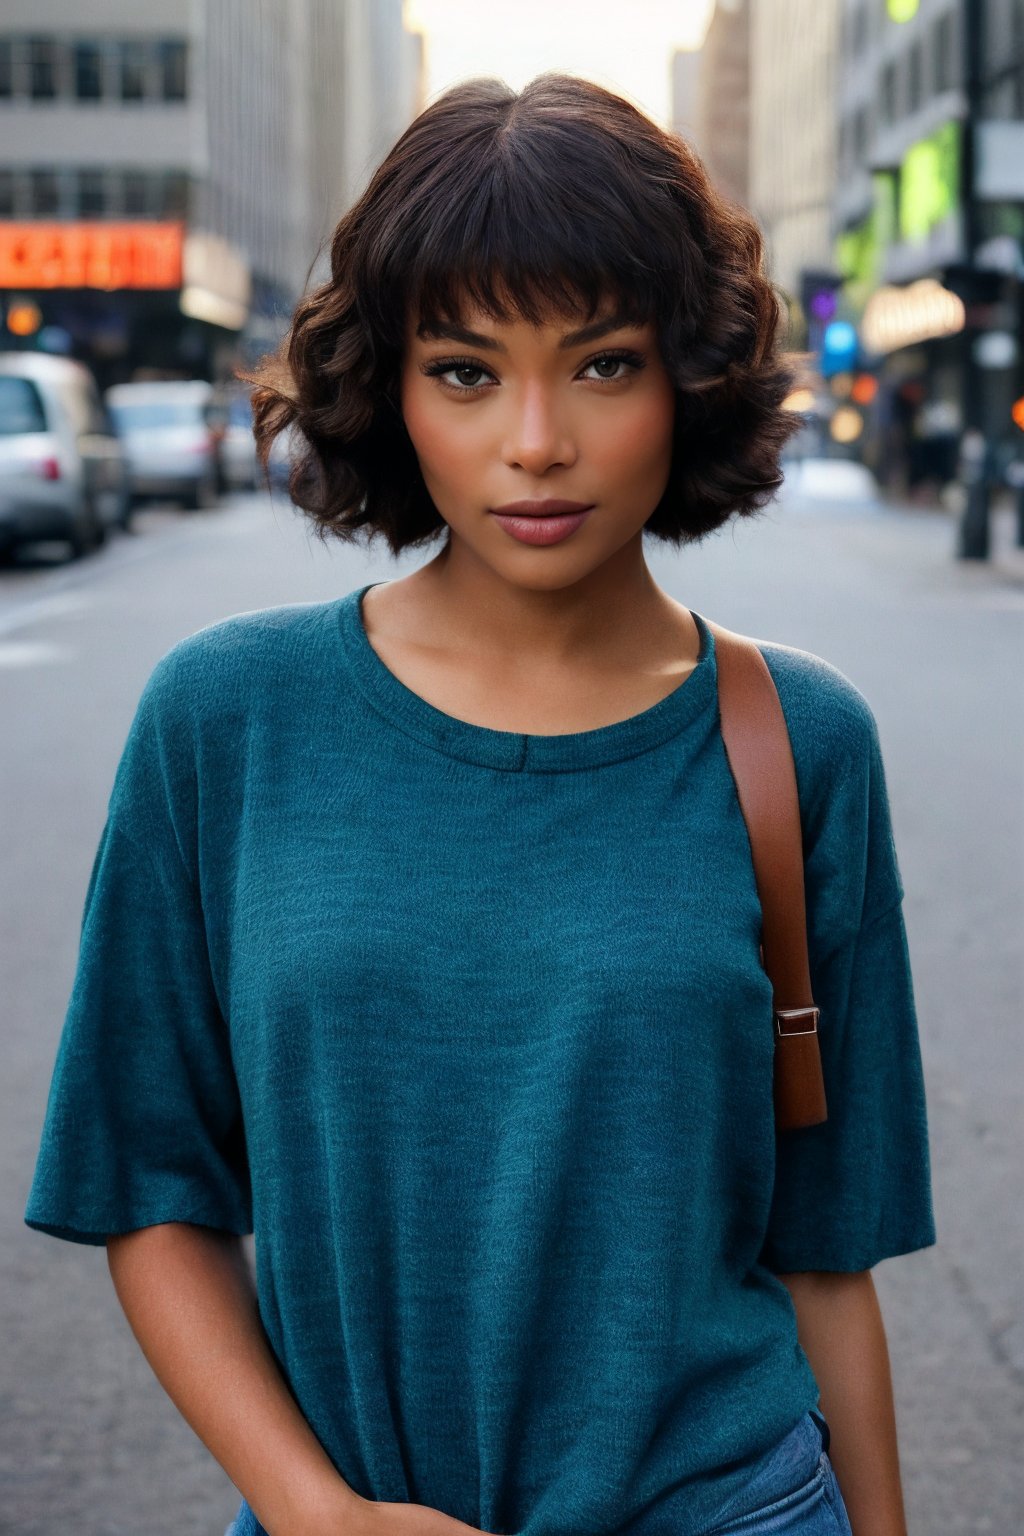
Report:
26,581,937,1536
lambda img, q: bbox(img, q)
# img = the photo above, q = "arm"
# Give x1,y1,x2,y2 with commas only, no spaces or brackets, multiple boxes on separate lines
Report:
107,1223,492,1536
777,1270,908,1536
107,1222,365,1536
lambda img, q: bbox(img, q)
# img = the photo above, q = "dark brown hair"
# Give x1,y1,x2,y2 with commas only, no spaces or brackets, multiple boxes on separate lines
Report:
239,72,806,556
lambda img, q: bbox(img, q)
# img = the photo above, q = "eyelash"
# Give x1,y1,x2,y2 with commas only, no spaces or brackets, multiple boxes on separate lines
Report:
420,348,647,395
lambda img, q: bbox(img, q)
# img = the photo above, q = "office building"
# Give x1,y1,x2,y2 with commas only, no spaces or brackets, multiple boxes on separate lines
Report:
0,0,424,383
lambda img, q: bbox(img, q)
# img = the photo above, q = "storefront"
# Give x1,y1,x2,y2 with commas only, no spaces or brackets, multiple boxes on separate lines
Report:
0,220,256,390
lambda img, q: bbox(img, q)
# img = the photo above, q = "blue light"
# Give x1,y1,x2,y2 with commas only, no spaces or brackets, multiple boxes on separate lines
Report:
823,321,858,355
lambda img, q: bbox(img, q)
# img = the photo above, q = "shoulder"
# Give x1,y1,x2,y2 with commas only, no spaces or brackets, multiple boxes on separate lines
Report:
138,599,341,727
752,637,880,748
745,635,886,821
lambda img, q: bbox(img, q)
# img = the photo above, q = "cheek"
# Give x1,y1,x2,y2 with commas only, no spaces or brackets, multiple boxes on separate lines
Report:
590,381,675,480
399,375,474,483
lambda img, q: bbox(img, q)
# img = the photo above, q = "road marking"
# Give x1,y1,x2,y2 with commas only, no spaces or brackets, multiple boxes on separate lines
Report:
0,590,94,640
0,639,73,667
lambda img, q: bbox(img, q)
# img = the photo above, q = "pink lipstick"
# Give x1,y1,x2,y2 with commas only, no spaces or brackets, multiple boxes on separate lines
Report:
489,499,595,546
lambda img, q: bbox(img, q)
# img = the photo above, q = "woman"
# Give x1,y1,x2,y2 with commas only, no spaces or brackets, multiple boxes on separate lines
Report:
26,74,936,1536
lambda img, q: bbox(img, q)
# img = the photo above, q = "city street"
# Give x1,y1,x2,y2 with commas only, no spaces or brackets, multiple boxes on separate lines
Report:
2,482,1022,1535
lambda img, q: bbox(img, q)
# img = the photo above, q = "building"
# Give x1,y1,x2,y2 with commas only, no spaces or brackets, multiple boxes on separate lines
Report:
686,0,751,209
748,0,842,352
0,0,424,386
834,0,1024,497
670,46,703,147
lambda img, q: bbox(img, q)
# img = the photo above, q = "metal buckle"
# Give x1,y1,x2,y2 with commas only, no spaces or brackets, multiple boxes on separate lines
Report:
774,1006,820,1037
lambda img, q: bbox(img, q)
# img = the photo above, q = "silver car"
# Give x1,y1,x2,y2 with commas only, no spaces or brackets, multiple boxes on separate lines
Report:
218,386,260,492
0,352,131,561
104,379,223,511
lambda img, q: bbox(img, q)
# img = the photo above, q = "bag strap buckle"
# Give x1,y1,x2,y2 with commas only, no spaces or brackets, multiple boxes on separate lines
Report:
774,1006,820,1038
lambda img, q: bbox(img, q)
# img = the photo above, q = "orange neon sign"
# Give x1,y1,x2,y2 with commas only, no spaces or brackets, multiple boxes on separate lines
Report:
0,222,184,290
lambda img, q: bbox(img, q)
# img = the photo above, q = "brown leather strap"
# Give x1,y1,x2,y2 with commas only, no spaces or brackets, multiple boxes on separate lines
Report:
705,619,828,1128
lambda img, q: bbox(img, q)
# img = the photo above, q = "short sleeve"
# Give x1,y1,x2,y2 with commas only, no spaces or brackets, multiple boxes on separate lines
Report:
756,672,938,1274
25,654,252,1246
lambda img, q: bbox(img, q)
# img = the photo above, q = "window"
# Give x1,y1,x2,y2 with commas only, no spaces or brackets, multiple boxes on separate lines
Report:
122,169,151,215
855,104,871,157
119,39,147,100
933,13,956,92
881,59,899,123
77,168,107,216
0,165,190,218
28,36,58,98
158,39,187,101
0,32,188,103
982,76,1019,116
74,41,104,100
908,41,924,112
30,168,60,215
0,378,48,437
108,401,206,431
854,3,868,55
160,171,190,217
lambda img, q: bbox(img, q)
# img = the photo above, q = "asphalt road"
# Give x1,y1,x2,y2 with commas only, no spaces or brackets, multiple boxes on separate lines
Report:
2,481,1022,1535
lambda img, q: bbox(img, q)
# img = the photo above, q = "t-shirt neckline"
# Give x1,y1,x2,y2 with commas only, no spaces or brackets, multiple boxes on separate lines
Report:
336,581,718,773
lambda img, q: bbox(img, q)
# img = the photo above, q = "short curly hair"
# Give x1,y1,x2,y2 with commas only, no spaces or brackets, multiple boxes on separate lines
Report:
239,72,806,557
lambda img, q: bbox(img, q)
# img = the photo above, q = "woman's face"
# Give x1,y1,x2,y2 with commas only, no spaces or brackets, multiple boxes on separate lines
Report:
398,293,677,588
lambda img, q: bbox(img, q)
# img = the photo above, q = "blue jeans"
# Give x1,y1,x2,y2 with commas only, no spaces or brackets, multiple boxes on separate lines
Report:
224,1409,853,1536
700,1408,853,1534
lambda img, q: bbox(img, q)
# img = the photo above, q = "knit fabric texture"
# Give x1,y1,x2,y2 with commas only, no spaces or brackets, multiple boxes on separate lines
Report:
26,581,937,1536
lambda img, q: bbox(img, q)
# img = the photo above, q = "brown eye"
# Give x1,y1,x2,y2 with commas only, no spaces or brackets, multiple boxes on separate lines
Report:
420,357,494,393
580,350,646,383
451,365,486,388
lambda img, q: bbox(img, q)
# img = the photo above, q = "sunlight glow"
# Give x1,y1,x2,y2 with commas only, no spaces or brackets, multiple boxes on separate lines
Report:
403,0,716,128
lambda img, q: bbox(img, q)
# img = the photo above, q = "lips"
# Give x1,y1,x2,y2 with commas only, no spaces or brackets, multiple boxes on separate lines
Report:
490,500,595,517
488,506,593,546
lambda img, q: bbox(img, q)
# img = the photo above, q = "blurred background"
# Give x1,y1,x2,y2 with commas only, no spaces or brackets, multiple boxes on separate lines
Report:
1,3,1021,1534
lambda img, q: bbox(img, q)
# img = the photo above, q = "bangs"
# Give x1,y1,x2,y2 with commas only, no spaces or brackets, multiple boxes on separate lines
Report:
360,114,683,348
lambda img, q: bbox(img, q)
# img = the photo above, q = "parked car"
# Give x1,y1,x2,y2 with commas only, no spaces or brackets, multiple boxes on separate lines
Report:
104,379,223,511
219,386,260,492
0,352,131,561
267,419,302,494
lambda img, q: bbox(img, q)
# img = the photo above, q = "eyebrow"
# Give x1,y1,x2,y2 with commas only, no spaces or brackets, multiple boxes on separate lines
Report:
415,311,644,353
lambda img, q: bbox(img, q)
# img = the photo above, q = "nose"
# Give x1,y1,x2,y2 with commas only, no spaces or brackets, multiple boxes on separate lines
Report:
500,382,578,474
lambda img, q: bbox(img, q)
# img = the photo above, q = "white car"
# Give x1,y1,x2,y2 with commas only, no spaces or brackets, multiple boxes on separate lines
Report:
0,352,131,561
219,387,260,492
104,379,223,511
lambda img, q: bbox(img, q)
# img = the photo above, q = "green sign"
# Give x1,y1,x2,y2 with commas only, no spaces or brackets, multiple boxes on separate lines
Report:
887,0,920,19
899,120,960,241
834,173,898,318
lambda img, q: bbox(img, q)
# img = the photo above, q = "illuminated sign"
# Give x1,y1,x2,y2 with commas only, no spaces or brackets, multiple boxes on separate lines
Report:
887,0,920,19
899,122,960,242
181,231,250,330
0,222,184,290
861,278,964,354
